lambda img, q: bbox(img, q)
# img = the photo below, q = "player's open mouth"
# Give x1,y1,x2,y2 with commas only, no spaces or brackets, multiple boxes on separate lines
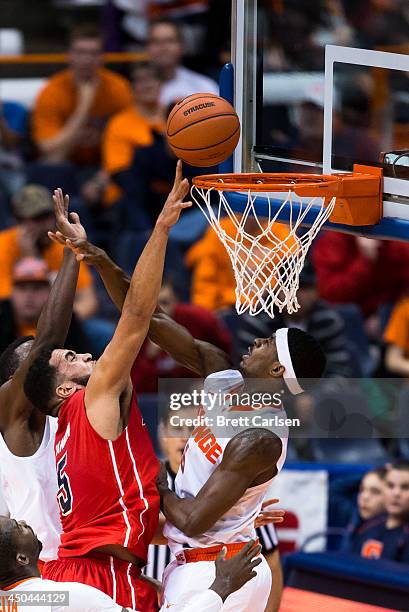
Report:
243,346,254,360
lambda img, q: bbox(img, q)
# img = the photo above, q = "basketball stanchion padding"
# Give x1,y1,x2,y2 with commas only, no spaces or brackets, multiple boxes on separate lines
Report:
166,93,240,167
192,166,383,318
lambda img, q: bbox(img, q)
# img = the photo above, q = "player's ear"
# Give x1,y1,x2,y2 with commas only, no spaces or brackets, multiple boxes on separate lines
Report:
56,381,78,399
269,360,285,378
16,552,29,566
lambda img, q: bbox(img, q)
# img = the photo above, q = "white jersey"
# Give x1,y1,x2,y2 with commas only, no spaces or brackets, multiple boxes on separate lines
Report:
0,577,130,611
164,370,288,554
0,417,61,562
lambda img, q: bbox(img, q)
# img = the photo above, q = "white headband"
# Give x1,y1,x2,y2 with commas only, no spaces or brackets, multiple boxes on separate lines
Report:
275,328,304,395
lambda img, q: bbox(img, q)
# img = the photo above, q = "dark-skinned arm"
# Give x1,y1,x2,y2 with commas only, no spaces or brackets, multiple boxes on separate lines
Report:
157,430,282,537
52,239,232,376
0,188,86,429
0,248,79,427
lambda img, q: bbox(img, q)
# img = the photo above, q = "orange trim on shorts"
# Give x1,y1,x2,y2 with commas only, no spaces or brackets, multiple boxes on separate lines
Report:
2,577,34,591
175,539,260,564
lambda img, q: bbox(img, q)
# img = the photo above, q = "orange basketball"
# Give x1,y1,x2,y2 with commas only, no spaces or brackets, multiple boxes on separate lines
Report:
166,93,240,167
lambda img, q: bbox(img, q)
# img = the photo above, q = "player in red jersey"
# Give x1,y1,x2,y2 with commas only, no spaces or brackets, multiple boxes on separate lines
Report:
23,161,192,611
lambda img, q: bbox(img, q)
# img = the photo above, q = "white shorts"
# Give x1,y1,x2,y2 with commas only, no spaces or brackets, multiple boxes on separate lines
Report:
160,554,271,612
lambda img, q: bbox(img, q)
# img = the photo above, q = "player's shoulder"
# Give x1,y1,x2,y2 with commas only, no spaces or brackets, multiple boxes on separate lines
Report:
62,580,122,609
204,369,243,392
225,427,282,467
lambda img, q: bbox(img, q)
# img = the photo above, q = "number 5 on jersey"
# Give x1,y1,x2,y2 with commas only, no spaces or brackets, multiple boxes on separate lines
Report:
57,452,73,516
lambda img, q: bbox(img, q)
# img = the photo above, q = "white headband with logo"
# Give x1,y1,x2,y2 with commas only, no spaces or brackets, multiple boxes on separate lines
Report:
275,328,304,395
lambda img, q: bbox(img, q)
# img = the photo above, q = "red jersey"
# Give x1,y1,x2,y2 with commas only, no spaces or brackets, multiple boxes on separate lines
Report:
54,387,159,561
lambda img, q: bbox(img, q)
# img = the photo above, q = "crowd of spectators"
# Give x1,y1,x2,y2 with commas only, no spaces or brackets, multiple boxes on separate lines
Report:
0,1,408,451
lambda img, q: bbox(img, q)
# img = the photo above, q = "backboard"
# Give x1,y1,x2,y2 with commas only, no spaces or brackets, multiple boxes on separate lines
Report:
225,0,409,241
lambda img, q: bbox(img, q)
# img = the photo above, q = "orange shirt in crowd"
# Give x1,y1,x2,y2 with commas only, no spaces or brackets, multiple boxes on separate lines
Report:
17,323,37,338
0,227,93,299
102,105,165,204
32,68,133,166
185,217,295,312
384,298,409,357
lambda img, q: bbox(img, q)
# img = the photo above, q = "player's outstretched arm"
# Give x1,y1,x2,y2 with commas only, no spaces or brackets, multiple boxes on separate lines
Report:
48,241,232,376
81,162,191,438
0,189,81,427
158,429,282,537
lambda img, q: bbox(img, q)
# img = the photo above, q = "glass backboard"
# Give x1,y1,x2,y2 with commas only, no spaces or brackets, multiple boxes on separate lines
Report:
228,0,409,240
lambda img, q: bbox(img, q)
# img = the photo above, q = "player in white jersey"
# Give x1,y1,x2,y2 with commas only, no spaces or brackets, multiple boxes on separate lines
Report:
156,329,326,611
0,517,261,612
0,417,60,564
0,189,89,567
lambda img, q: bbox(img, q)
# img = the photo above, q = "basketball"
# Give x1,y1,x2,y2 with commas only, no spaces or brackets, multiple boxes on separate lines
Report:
166,93,240,167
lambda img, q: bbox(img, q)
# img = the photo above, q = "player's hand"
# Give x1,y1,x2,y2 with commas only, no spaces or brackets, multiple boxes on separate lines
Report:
156,160,192,230
156,462,170,494
211,540,262,602
254,498,285,528
49,233,104,264
49,188,87,243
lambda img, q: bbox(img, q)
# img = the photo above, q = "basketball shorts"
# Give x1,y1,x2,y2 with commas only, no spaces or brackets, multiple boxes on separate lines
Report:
161,553,271,611
43,553,158,611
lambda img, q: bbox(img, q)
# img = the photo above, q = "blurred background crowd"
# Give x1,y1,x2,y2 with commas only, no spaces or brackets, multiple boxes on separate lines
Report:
0,0,409,604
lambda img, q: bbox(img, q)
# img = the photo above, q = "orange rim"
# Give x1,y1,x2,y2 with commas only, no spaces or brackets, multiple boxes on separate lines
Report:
192,166,384,227
192,172,341,196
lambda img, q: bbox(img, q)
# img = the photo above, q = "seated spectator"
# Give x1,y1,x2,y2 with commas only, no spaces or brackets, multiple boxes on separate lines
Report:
236,260,353,378
31,24,133,192
384,297,409,377
313,234,409,328
132,278,231,392
102,61,165,212
186,217,295,312
0,100,27,200
348,462,409,562
0,185,97,319
147,18,218,107
0,257,91,355
336,468,387,550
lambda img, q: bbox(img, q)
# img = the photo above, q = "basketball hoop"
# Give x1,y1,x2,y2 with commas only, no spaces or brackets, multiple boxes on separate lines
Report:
192,168,382,318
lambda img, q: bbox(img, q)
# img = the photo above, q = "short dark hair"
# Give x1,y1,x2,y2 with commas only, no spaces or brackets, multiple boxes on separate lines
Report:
0,336,34,386
148,18,183,44
366,467,388,480
69,24,103,46
287,328,326,385
0,520,17,578
389,461,409,473
24,345,58,412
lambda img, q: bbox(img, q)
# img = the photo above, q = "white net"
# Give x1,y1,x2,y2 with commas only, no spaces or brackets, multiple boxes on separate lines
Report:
191,185,337,318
